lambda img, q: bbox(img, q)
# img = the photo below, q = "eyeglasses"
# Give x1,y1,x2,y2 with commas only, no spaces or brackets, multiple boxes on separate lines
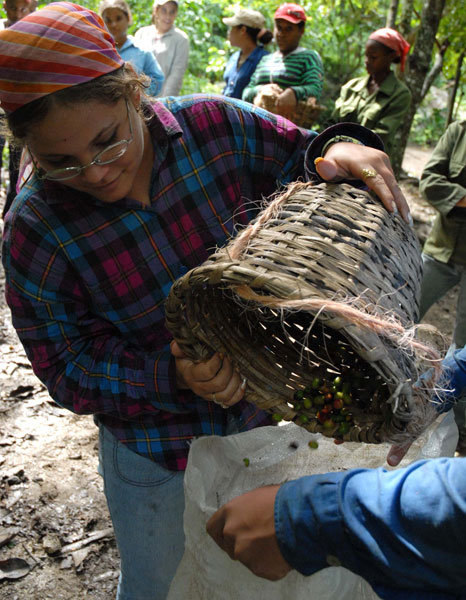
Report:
31,100,134,182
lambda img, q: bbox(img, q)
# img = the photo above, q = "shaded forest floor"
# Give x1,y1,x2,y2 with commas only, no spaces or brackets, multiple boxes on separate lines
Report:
0,144,458,599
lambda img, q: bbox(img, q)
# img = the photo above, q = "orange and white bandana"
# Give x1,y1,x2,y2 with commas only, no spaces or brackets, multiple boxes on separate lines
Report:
369,27,410,72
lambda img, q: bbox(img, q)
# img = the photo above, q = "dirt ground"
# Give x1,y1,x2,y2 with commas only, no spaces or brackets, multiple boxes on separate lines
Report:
0,144,458,599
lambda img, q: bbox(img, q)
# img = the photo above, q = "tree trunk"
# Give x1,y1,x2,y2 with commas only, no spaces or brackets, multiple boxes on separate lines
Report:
446,50,465,126
421,40,449,101
398,0,414,39
386,0,399,28
391,0,446,177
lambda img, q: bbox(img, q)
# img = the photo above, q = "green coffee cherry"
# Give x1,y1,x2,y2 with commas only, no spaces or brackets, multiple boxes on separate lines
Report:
302,397,313,409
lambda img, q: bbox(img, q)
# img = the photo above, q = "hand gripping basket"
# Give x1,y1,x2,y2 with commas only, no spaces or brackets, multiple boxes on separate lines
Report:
165,182,439,444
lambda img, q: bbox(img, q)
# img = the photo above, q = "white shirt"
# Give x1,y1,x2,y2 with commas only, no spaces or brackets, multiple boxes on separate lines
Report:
134,24,189,96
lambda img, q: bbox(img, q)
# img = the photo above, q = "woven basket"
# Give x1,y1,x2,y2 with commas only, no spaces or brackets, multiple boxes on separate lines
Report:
253,84,324,129
165,182,435,444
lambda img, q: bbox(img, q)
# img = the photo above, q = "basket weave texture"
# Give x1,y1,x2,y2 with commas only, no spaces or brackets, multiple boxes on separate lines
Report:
253,83,324,128
165,182,429,444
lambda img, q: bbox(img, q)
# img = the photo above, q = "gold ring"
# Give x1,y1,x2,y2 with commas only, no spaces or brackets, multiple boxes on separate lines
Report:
212,393,217,403
361,168,378,180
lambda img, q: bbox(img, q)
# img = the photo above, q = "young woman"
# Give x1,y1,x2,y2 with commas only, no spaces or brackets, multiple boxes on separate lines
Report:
134,0,189,96
242,3,324,121
222,7,272,99
0,4,409,598
99,0,164,97
330,28,411,160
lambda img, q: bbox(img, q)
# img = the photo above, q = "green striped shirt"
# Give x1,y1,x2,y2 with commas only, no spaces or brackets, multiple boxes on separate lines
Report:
242,47,324,103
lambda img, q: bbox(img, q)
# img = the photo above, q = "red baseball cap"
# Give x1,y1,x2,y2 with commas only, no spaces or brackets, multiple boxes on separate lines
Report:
274,3,306,23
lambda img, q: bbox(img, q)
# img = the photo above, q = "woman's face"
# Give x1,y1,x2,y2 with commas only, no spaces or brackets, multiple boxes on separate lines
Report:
26,98,147,204
4,0,35,24
274,18,304,55
102,8,129,47
364,39,395,77
227,25,243,48
153,1,178,34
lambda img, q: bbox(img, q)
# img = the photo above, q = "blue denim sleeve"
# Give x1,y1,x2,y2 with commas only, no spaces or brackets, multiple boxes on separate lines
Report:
275,457,466,594
418,346,466,414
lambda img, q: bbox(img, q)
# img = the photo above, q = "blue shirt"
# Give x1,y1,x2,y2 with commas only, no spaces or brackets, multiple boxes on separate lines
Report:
119,35,164,97
275,346,466,598
223,46,268,99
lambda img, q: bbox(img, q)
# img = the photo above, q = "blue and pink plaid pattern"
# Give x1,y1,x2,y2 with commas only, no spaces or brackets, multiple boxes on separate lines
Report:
2,95,316,470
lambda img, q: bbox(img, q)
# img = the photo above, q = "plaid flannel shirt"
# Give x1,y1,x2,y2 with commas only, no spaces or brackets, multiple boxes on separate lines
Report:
2,95,317,470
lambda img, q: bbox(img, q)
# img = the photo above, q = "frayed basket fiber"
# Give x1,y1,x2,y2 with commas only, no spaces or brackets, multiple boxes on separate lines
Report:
165,182,439,444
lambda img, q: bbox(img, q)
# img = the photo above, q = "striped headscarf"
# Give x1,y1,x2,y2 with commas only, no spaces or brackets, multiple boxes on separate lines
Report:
0,2,124,113
369,27,410,72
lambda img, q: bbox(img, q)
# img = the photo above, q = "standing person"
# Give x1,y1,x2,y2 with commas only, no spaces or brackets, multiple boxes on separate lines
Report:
0,3,410,599
222,7,272,100
418,119,466,447
242,3,324,122
1,0,35,28
0,0,36,219
207,347,466,599
134,0,189,97
99,0,164,97
330,27,411,160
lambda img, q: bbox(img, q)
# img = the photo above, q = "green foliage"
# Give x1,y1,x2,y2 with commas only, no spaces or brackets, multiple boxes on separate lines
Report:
410,106,447,147
2,0,464,136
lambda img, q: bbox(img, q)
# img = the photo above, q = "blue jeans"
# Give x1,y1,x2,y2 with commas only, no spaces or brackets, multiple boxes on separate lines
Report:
98,423,185,600
419,254,466,433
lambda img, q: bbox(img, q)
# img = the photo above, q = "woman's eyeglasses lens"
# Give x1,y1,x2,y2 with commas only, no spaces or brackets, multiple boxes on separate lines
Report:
37,101,133,181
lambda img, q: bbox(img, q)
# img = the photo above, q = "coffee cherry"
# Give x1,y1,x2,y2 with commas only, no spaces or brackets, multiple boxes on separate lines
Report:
311,377,320,389
337,422,350,436
302,397,313,409
333,398,344,410
314,395,325,407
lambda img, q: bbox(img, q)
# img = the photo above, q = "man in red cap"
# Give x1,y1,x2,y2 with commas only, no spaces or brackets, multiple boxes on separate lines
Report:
242,3,323,122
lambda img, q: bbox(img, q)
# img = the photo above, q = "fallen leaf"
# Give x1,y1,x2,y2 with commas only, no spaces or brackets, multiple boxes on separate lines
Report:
0,527,19,548
0,557,32,580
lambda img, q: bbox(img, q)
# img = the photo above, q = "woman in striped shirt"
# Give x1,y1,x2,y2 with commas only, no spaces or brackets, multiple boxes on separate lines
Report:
242,3,324,122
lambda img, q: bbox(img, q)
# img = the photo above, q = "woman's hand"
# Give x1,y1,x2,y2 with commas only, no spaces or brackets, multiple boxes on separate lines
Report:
206,485,292,580
276,88,298,120
170,340,246,408
315,142,411,223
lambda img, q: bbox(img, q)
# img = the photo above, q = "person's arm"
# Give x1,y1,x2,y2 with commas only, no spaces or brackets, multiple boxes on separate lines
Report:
289,50,324,102
277,457,466,591
162,33,189,96
419,122,466,213
1,203,197,419
143,50,165,96
208,456,466,592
